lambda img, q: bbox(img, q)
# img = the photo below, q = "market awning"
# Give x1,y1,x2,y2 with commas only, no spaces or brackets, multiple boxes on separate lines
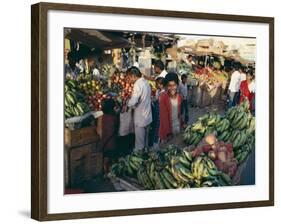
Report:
65,28,131,50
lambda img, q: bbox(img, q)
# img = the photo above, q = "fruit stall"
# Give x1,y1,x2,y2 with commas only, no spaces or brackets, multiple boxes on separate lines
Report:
64,29,255,191
108,101,255,190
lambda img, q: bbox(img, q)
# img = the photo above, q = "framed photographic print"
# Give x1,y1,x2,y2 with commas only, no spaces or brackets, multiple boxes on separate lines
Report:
31,2,274,221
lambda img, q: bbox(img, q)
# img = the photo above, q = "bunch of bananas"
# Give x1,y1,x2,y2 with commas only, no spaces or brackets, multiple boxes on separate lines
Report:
64,80,90,118
183,113,221,145
191,155,231,187
223,101,255,164
183,100,255,164
110,145,232,190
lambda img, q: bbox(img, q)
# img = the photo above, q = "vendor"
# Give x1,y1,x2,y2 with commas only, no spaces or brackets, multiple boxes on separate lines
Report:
159,72,183,142
186,55,195,73
65,51,81,79
144,60,167,81
178,74,189,124
239,71,255,110
127,66,152,151
228,65,242,108
87,56,101,79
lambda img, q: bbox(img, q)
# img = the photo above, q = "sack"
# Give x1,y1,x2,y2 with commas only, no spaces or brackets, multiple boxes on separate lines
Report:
119,110,134,136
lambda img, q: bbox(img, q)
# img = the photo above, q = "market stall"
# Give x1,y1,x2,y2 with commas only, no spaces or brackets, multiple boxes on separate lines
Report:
64,29,255,192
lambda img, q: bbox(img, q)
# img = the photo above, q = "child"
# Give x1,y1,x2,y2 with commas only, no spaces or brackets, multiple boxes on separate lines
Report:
151,77,165,150
159,72,182,142
97,98,118,174
178,74,189,124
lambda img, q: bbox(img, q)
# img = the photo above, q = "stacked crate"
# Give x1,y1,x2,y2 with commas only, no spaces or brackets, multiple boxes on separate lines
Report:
64,126,102,188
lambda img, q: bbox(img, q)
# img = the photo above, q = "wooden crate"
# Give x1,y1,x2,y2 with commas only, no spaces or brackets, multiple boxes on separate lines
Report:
65,126,99,148
67,143,103,187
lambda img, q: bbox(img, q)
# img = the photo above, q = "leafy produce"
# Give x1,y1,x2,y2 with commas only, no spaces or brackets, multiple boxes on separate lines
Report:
110,145,232,190
64,79,90,118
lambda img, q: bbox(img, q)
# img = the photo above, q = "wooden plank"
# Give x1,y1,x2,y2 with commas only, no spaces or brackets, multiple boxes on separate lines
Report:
65,126,99,148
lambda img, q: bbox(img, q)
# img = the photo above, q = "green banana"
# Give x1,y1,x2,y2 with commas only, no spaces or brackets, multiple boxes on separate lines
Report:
179,156,191,168
182,149,193,162
177,170,191,183
192,133,203,146
232,112,245,126
163,169,178,188
160,172,174,189
191,121,204,131
66,91,77,105
76,102,85,115
232,132,241,148
205,157,216,170
219,173,232,185
153,172,165,189
218,130,228,141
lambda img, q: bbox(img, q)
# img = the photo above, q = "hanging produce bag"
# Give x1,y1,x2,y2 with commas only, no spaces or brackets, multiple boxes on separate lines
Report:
119,109,134,136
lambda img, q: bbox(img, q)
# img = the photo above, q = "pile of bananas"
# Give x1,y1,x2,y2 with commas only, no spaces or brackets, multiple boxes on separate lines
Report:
183,113,221,146
64,80,90,118
183,100,255,164
224,103,255,164
110,145,232,190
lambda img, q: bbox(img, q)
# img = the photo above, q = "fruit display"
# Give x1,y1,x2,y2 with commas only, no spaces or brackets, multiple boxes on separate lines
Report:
110,145,232,190
190,67,228,88
191,134,238,177
76,76,109,111
110,72,134,103
183,100,255,164
64,79,91,118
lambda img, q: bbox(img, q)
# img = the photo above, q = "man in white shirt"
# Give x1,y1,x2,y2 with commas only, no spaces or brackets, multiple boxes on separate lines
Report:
144,60,167,81
127,66,152,151
240,67,247,82
154,60,167,79
228,67,241,108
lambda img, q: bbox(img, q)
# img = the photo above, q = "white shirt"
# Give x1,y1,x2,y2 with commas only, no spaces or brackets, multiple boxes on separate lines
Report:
128,77,152,127
170,98,180,134
228,71,241,92
155,70,168,79
240,72,246,81
248,81,255,93
178,82,188,100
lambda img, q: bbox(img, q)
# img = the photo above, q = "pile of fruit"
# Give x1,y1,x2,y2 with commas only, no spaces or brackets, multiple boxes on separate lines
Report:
183,100,255,164
76,77,108,111
110,73,134,104
64,80,90,118
190,67,228,88
191,134,237,177
110,144,232,190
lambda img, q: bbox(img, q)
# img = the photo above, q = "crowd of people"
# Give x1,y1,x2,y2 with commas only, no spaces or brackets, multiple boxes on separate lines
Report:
97,60,193,172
